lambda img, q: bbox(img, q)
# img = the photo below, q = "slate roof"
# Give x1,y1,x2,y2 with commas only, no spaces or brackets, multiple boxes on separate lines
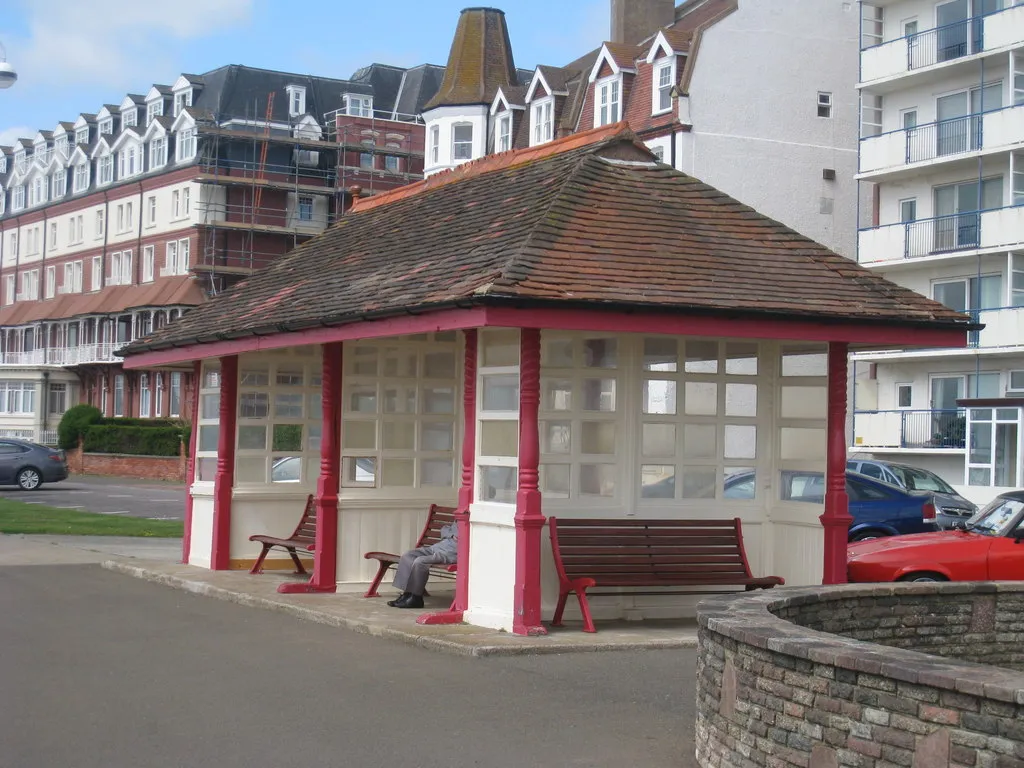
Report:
122,124,971,357
424,7,518,109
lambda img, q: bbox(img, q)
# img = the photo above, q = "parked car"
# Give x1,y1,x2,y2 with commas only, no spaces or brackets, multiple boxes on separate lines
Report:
846,458,977,529
847,490,1024,583
0,439,69,490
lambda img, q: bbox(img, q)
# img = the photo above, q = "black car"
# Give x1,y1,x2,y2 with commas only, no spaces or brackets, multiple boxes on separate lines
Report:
0,439,69,490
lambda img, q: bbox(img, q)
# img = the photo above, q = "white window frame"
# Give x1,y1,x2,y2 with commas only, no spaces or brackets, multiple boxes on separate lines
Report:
119,144,139,179
45,266,56,299
163,241,178,276
91,256,102,291
113,374,126,417
73,163,89,194
142,245,155,282
169,372,182,417
98,154,113,186
286,85,307,117
896,382,913,409
345,94,373,117
298,195,314,222
146,100,163,126
99,118,113,135
52,170,66,200
818,91,833,119
531,99,553,146
451,123,474,162
155,373,165,417
173,90,192,117
149,136,167,169
595,76,622,127
653,58,675,115
147,195,157,226
176,127,197,162
3,275,13,306
429,125,440,165
140,373,151,418
497,113,512,152
75,127,89,144
122,110,137,129
12,185,25,211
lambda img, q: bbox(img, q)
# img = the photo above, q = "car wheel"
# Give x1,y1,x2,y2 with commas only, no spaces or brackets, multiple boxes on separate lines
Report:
849,530,888,542
898,572,948,583
16,467,42,491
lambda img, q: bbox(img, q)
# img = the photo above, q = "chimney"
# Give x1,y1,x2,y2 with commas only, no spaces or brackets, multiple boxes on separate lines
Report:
611,0,675,45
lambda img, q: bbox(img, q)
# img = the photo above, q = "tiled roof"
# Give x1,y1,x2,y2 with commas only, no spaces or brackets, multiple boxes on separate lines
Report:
496,85,527,108
660,27,693,52
122,125,970,356
424,7,518,109
536,65,572,94
603,42,642,70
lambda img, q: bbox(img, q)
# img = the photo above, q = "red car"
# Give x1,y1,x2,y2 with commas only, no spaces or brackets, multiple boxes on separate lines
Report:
847,491,1024,583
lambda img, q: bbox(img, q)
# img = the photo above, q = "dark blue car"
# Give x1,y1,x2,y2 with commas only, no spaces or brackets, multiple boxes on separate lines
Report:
723,470,938,542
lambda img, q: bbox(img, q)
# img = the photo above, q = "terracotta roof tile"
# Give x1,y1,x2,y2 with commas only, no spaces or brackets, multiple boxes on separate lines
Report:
602,42,642,70
123,128,971,356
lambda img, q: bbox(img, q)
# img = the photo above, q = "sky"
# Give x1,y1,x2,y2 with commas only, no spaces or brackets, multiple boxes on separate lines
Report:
0,0,609,147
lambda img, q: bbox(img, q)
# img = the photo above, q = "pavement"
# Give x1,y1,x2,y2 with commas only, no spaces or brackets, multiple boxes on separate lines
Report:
0,533,699,657
0,474,186,519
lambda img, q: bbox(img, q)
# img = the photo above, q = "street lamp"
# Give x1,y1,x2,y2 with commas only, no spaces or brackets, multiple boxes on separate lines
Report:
0,42,17,89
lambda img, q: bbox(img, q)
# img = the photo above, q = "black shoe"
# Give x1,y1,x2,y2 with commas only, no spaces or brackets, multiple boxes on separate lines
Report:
397,594,424,609
387,592,411,607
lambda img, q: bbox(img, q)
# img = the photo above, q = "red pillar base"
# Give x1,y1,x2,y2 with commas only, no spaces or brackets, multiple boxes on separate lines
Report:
416,610,464,625
819,506,854,586
277,581,338,594
512,502,548,637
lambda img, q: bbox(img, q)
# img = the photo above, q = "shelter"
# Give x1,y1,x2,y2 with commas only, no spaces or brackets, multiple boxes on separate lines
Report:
120,124,972,634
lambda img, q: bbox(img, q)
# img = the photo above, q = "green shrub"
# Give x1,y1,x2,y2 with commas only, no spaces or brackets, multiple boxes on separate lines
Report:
180,422,192,457
97,417,179,428
83,425,182,457
57,404,103,450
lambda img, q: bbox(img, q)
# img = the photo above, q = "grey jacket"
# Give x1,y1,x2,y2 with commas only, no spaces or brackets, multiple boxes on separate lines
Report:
429,521,458,559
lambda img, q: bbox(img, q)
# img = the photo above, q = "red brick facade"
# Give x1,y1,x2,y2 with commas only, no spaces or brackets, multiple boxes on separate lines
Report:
66,440,187,482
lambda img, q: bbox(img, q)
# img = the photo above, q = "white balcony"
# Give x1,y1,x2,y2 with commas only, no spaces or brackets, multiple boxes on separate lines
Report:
853,409,966,451
859,105,1024,178
859,205,1024,264
0,342,127,367
1,350,45,366
861,5,1024,86
971,306,1024,348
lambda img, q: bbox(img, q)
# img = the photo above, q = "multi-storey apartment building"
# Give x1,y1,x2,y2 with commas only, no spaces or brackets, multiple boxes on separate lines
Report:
852,0,1024,504
423,0,863,258
0,63,440,442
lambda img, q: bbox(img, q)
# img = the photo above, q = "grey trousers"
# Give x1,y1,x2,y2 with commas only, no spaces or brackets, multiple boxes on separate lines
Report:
393,545,456,596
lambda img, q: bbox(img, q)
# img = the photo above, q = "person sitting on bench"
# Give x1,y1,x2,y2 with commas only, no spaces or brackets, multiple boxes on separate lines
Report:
387,521,458,609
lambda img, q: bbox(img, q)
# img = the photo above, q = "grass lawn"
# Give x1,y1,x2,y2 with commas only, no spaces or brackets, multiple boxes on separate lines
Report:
0,498,183,537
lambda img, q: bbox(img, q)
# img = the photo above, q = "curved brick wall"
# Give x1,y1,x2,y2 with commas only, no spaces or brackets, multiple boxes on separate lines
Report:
696,583,1024,768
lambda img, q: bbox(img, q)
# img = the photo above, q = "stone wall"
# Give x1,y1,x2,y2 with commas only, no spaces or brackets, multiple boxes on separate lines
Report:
696,583,1024,768
66,442,186,483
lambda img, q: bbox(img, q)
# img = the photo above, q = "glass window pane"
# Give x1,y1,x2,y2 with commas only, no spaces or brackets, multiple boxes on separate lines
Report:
421,422,454,451
970,423,992,464
345,457,376,485
583,338,617,368
275,393,303,418
685,381,718,415
643,380,677,414
235,457,266,483
383,386,417,414
969,467,992,486
782,347,827,377
201,393,220,419
481,420,519,457
580,464,615,497
272,424,303,452
683,423,716,459
724,425,756,460
682,468,717,499
543,338,574,367
381,458,415,487
240,368,269,386
543,379,572,411
725,383,757,417
383,349,418,378
349,385,377,413
581,421,615,455
351,347,378,375
725,343,758,375
308,424,322,452
781,386,827,419
542,421,572,454
724,468,756,499
198,425,220,452
480,465,517,502
642,423,676,457
342,420,377,449
270,456,301,483
582,378,616,411
276,368,304,386
780,427,825,460
239,392,269,419
641,465,675,498
482,375,519,411
685,340,718,373
196,457,217,481
421,459,454,487
541,464,570,498
481,330,519,367
237,425,266,450
424,351,455,378
383,421,416,450
423,386,455,414
643,338,677,372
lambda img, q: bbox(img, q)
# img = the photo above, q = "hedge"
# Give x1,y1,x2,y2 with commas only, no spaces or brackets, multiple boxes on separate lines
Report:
57,404,103,450
83,425,183,457
97,417,179,428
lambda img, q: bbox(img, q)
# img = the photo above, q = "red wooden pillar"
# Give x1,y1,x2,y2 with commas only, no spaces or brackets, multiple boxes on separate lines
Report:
820,341,853,585
211,355,238,570
180,360,201,565
279,342,343,594
418,329,476,625
513,328,547,636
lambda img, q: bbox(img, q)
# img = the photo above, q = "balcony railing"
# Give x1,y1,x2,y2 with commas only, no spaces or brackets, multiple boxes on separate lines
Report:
859,205,1024,264
0,342,128,367
854,408,966,450
861,4,1024,83
860,105,1024,175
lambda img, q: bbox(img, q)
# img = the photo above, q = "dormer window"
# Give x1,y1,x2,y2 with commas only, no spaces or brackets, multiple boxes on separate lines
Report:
55,136,69,157
595,77,621,127
497,114,512,152
344,94,373,117
531,99,553,146
99,118,113,135
15,150,27,173
653,59,674,114
99,155,114,185
12,185,25,211
119,144,139,178
73,162,90,193
150,136,167,168
52,170,66,199
452,123,474,162
173,90,192,117
75,127,89,144
147,101,163,125
177,127,197,161
286,85,307,117
123,110,137,128
29,177,47,207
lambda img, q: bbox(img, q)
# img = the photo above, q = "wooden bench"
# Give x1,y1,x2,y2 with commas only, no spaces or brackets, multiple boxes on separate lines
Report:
549,517,784,633
363,504,458,598
248,494,317,575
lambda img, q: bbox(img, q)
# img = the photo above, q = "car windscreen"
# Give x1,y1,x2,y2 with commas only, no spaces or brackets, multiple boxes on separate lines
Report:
892,465,956,494
967,498,1024,536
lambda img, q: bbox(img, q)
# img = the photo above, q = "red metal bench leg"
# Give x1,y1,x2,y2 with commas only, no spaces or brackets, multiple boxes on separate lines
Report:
288,548,307,575
363,561,390,598
249,545,272,575
551,588,570,627
576,587,597,633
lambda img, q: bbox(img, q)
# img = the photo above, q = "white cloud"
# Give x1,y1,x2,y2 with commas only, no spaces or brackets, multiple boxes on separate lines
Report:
8,0,252,89
0,126,34,148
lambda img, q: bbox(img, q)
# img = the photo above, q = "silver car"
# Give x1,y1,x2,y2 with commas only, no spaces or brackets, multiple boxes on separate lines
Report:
846,459,976,529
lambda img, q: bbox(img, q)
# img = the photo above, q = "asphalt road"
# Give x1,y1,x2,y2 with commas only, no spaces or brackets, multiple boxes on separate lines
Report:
0,474,186,520
0,563,699,768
